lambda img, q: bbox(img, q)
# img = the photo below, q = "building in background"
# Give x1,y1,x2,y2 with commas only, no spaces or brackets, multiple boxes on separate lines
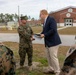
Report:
27,20,41,26
0,23,6,28
7,21,18,28
49,6,76,27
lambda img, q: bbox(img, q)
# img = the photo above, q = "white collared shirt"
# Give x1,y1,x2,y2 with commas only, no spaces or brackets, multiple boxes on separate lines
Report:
44,16,48,27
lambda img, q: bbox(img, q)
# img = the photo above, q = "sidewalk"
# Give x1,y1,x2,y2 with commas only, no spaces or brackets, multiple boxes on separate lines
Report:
57,26,69,30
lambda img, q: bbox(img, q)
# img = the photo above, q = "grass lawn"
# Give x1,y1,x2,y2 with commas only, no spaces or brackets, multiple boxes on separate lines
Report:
0,26,61,34
58,27,76,35
0,26,42,33
3,42,70,75
31,26,61,34
0,28,17,33
31,26,42,33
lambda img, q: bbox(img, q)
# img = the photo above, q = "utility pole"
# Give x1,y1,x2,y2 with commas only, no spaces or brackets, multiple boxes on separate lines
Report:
46,3,48,11
18,6,20,25
18,6,20,21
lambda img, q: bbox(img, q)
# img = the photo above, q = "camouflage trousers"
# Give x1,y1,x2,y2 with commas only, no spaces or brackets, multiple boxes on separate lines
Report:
19,46,33,66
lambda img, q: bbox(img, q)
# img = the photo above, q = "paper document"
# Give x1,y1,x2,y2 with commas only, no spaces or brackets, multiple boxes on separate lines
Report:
34,34,42,39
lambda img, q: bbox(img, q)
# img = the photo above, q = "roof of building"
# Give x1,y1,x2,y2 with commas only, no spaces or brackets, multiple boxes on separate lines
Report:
49,6,76,14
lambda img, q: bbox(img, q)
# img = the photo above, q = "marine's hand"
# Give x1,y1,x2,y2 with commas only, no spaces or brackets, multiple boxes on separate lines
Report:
31,38,35,41
0,42,4,45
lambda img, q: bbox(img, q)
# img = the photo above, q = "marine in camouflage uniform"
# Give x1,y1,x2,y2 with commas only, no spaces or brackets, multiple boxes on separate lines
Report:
59,45,76,75
0,43,16,75
18,16,33,67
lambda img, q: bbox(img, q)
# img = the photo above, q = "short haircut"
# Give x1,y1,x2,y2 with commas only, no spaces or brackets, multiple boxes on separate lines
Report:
40,9,48,15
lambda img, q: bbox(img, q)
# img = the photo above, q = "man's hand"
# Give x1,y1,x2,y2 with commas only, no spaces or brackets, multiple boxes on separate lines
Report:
71,44,76,49
40,34,45,38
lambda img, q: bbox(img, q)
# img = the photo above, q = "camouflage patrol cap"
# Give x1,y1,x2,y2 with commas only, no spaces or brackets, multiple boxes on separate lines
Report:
20,16,28,20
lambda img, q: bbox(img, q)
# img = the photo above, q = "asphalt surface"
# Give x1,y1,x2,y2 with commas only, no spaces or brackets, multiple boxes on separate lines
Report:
0,33,76,46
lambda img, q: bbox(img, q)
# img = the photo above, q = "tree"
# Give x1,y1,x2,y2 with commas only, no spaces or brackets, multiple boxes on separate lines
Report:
0,13,5,22
0,13,29,23
31,18,35,21
14,13,19,21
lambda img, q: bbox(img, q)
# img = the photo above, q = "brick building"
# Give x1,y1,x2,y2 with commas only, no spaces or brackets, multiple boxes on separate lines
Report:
49,6,76,26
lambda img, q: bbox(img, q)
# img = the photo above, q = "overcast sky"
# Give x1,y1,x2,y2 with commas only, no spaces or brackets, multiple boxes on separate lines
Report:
0,0,76,19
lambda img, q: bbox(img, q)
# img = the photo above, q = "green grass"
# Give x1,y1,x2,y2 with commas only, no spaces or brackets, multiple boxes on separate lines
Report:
0,28,17,33
31,26,43,33
0,26,42,33
58,27,76,35
3,42,69,75
0,26,62,34
1,26,76,35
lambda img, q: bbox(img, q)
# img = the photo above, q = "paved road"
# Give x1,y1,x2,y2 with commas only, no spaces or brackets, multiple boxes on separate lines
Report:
0,33,76,46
